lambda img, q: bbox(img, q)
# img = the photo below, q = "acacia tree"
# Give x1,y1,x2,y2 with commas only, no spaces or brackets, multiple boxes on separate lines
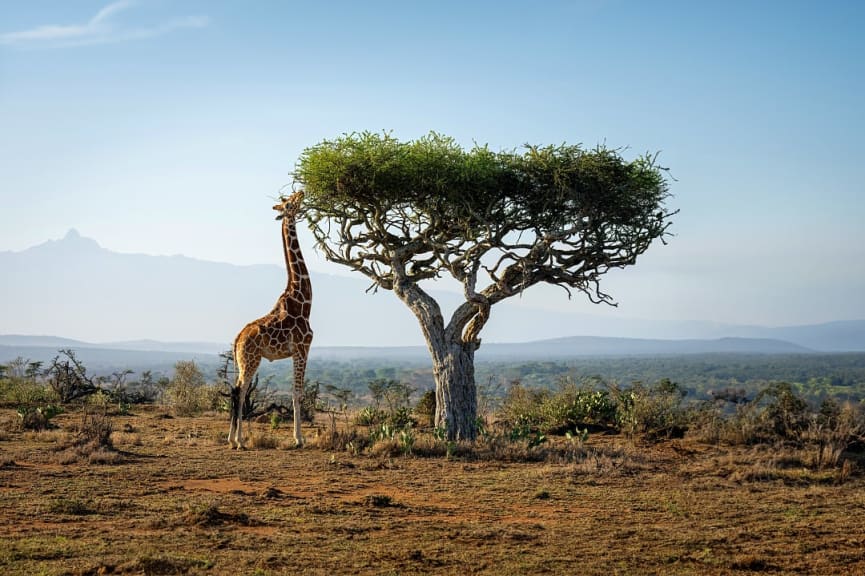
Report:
295,132,675,440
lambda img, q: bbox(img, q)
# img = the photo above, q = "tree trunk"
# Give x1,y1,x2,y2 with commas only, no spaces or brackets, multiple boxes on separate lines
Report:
431,339,478,441
392,267,479,441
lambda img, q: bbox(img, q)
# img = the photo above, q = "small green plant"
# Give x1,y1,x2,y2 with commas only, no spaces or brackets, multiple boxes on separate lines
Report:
270,412,282,430
566,427,590,445
398,427,415,455
370,422,396,443
433,425,448,442
506,419,547,447
475,417,488,439
388,406,414,429
414,389,436,427
528,431,547,448
17,404,62,430
432,425,456,459
355,406,385,426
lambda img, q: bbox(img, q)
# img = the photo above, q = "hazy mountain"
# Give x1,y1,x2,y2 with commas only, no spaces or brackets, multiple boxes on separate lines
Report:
0,333,814,379
1,229,863,351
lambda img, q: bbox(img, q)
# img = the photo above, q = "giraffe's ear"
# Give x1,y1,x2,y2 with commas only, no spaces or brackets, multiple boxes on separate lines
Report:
275,213,284,220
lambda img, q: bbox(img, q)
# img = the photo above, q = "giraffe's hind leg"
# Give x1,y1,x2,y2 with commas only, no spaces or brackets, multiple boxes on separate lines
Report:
227,386,241,448
230,344,261,450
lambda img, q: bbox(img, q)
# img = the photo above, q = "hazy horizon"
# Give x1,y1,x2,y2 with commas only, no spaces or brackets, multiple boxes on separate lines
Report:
2,228,863,351
2,1,864,336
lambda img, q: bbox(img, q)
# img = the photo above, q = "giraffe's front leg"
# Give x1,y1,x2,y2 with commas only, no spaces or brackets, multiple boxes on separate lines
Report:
292,386,304,447
227,387,240,449
292,352,308,447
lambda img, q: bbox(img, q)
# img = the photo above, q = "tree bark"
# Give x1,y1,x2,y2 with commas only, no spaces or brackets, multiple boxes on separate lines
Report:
392,261,479,441
430,339,478,441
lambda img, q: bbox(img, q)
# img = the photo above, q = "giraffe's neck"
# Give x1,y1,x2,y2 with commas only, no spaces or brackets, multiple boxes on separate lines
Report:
282,217,311,300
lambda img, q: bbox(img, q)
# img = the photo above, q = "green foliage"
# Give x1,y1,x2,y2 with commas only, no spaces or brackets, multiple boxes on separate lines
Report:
414,389,436,428
367,378,414,413
499,379,618,435
611,379,689,441
17,404,62,430
354,406,386,426
498,377,688,442
398,427,415,455
269,412,282,430
752,382,809,439
1,376,56,406
506,421,547,448
297,131,670,233
690,383,865,474
164,361,217,416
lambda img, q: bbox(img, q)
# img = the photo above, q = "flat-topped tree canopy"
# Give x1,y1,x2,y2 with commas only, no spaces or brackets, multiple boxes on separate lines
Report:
294,131,676,440
296,131,673,302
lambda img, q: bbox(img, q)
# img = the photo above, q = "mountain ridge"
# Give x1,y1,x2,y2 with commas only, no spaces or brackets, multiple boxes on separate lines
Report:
2,229,863,351
0,332,817,359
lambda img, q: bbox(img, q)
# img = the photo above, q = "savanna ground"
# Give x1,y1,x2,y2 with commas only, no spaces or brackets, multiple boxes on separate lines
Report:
2,405,865,576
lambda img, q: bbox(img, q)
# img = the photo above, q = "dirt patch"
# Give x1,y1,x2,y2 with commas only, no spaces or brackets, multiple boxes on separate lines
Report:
1,408,864,575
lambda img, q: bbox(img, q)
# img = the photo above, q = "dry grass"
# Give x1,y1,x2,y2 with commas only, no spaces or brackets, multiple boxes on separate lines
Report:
1,406,864,575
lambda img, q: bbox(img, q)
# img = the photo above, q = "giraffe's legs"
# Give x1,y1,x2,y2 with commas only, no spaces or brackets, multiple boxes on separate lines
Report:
234,381,251,450
227,386,240,448
292,349,309,447
230,348,261,450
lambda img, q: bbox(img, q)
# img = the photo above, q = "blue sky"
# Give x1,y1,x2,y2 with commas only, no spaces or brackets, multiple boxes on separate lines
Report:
1,0,863,330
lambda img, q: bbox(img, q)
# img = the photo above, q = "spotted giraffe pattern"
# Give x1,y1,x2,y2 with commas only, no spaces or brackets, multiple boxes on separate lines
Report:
228,191,313,449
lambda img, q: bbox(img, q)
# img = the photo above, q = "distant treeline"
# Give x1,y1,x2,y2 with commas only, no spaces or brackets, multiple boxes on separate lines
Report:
290,352,865,406
7,348,865,407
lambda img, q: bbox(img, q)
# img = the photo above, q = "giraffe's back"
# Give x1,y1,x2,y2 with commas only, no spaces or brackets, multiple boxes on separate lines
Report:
235,314,311,363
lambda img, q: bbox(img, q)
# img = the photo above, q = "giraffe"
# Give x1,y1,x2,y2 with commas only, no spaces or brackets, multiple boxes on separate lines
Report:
228,191,313,449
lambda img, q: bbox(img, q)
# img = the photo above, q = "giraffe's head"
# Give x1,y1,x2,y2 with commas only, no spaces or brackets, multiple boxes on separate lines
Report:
273,191,305,221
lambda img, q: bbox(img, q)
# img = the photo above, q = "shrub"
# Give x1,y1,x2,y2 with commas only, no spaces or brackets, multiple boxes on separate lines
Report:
355,406,386,426
802,400,864,469
44,349,99,403
498,379,618,436
1,376,56,407
611,379,688,441
17,404,62,430
753,382,809,439
164,361,218,416
368,378,414,413
414,389,436,428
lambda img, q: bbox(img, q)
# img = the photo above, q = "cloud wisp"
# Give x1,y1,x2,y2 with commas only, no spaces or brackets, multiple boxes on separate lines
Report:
0,1,209,48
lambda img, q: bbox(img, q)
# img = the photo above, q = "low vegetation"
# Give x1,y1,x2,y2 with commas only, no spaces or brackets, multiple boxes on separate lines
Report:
2,352,865,574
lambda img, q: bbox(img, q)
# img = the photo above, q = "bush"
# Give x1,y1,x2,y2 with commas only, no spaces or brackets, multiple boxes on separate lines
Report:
690,383,865,468
354,406,386,426
414,389,436,428
498,379,618,435
164,361,218,416
612,379,688,441
17,404,62,430
753,382,809,439
45,349,98,403
1,377,56,407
